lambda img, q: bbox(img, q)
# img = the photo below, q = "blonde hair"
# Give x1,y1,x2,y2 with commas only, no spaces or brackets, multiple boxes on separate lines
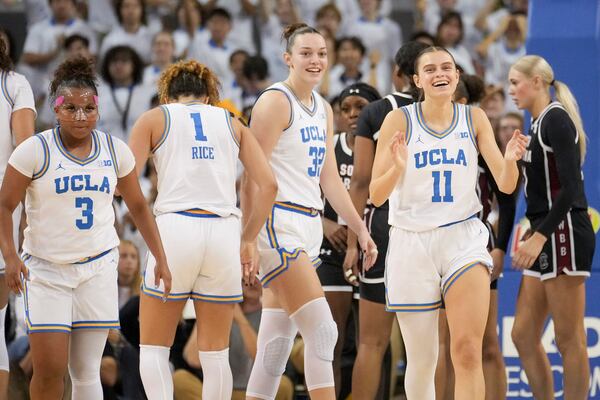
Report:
119,240,142,296
511,55,587,163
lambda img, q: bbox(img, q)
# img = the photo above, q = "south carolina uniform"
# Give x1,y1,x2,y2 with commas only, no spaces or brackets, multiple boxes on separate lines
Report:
355,92,412,303
143,102,243,303
385,102,492,312
317,132,355,292
256,82,328,287
521,102,595,280
0,70,36,272
8,127,135,332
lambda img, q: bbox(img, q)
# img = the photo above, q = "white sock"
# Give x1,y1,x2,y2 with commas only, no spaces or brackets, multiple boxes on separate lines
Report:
198,348,232,400
140,344,173,400
0,306,7,372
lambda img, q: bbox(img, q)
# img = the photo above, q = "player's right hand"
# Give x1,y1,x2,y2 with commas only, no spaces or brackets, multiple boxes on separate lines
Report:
241,240,259,286
154,259,172,301
5,255,28,295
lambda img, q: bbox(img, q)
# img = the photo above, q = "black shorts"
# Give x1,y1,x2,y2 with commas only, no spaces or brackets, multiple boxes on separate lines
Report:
359,207,389,304
525,210,595,281
317,261,356,294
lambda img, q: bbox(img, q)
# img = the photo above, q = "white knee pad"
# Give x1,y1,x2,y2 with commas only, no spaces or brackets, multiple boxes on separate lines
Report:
0,306,7,372
246,309,297,399
140,344,173,400
290,297,338,391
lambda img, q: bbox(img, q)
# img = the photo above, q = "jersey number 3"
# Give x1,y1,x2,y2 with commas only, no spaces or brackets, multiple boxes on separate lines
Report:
75,197,94,229
432,171,454,203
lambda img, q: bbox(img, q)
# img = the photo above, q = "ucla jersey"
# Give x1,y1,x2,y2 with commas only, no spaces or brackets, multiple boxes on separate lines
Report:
389,102,482,231
262,82,328,210
152,102,240,217
0,70,35,182
9,128,134,264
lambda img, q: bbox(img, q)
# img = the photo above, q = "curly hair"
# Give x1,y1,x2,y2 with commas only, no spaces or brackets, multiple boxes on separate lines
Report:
49,56,98,100
157,60,220,105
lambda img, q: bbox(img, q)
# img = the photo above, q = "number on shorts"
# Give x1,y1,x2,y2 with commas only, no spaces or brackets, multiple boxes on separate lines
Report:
75,197,94,229
431,170,454,203
308,146,325,177
190,112,208,141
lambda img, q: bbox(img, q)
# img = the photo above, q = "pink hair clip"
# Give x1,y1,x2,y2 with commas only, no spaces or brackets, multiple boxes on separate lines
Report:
93,95,99,105
54,96,65,107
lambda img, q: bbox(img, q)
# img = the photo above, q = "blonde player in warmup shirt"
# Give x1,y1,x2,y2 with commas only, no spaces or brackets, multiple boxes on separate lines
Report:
370,46,527,400
0,31,36,400
243,23,377,400
128,60,277,400
0,57,170,400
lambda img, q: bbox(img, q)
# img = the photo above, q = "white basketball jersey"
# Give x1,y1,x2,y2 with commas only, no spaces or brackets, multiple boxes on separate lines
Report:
264,82,328,210
152,102,240,217
9,128,133,264
389,102,482,231
0,70,35,182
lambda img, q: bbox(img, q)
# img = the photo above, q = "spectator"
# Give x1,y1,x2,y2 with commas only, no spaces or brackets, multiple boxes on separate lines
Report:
222,49,250,111
100,0,154,64
188,7,235,84
143,31,177,87
198,0,259,53
259,0,300,82
97,46,155,142
239,55,271,111
315,3,342,39
340,0,402,95
327,37,369,100
18,0,97,101
435,11,476,74
173,0,208,58
480,85,507,135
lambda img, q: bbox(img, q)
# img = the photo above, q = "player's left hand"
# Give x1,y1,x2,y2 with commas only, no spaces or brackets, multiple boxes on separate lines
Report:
512,231,547,270
241,240,259,286
357,228,378,271
504,129,528,161
154,259,172,301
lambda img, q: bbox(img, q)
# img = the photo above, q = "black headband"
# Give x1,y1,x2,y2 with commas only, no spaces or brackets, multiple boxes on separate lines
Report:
339,83,381,104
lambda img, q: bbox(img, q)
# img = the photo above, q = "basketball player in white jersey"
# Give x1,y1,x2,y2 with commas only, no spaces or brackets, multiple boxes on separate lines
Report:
243,23,377,400
0,57,170,400
370,47,527,400
128,60,277,400
0,31,36,400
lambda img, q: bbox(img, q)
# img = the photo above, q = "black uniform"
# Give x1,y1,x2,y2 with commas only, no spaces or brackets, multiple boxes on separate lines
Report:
476,156,517,289
522,102,595,280
317,132,357,291
355,92,413,303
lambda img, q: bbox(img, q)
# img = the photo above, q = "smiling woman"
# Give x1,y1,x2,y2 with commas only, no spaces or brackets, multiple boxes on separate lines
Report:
369,46,527,400
0,57,170,400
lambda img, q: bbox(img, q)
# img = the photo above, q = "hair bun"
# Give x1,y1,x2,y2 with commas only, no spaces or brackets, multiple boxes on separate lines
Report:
282,23,309,41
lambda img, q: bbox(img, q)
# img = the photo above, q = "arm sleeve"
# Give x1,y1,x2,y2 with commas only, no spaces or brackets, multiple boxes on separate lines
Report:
485,162,517,251
112,137,136,178
8,136,42,178
11,74,37,115
536,110,582,237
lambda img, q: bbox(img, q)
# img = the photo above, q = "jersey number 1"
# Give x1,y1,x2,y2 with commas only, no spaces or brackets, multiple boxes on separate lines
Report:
431,171,454,203
190,112,208,141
